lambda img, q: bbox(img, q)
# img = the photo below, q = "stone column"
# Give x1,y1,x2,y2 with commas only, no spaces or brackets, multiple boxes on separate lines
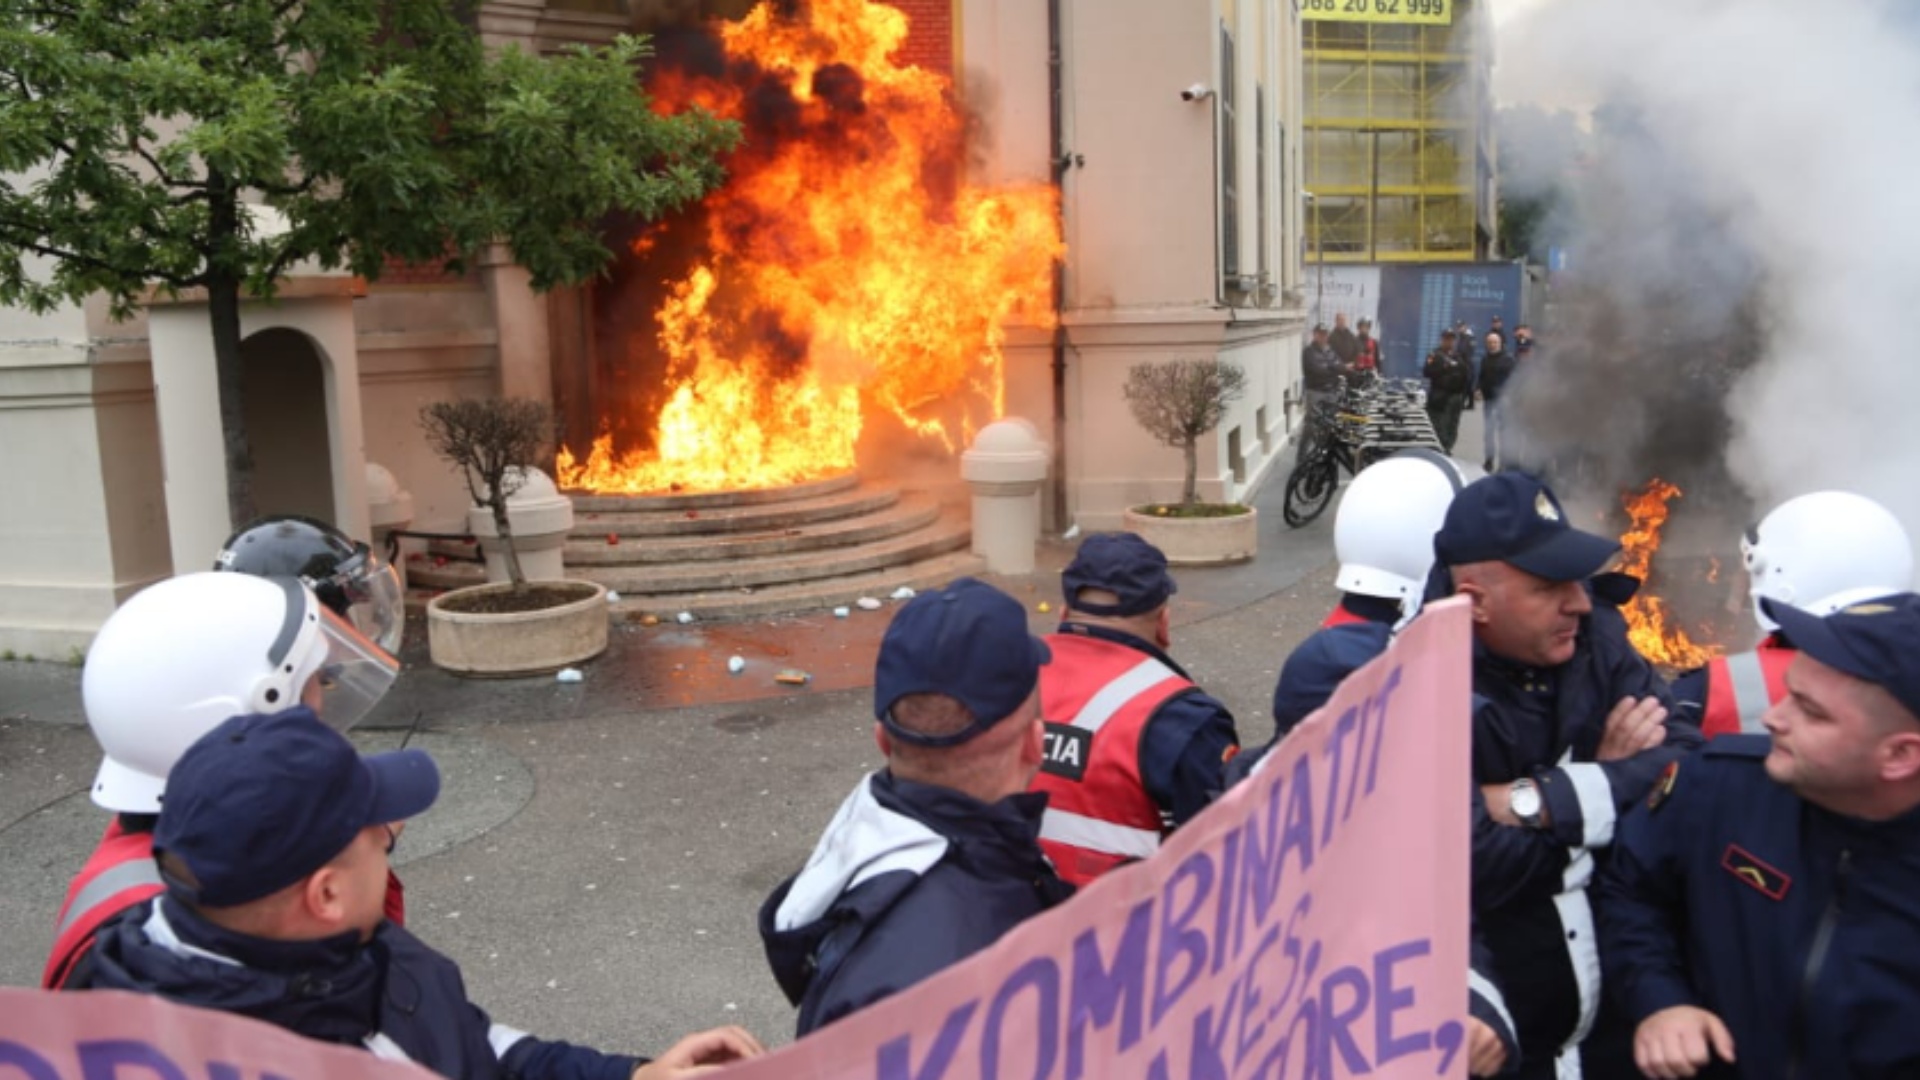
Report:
480,243,554,406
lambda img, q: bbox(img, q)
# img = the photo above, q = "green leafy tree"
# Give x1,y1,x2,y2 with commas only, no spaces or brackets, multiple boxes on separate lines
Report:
0,1,738,524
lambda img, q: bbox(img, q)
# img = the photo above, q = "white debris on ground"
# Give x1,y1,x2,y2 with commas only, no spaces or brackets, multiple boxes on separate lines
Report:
676,611,695,624
555,668,584,683
856,597,883,611
727,656,745,674
605,590,621,603
889,586,916,600
832,606,851,618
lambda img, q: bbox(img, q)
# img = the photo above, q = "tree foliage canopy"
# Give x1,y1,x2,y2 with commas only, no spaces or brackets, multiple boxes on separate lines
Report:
1123,359,1248,505
420,396,555,589
1123,359,1248,450
0,0,741,313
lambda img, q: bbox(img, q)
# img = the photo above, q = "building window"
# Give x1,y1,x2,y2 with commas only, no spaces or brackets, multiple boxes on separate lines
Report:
1256,83,1270,302
1220,22,1239,283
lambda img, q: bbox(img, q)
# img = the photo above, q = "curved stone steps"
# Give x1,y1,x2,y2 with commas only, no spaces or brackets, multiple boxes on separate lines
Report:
564,495,941,566
605,550,988,623
571,483,899,539
565,472,857,515
572,512,971,595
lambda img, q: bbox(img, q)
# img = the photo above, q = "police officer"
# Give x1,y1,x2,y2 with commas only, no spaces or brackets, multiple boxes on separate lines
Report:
215,514,406,653
761,578,1072,1034
68,711,763,1079
1424,329,1473,453
1436,472,1703,1079
43,572,402,989
1597,593,1920,1079
1673,492,1912,738
1301,322,1347,441
1325,449,1471,630
1027,533,1239,885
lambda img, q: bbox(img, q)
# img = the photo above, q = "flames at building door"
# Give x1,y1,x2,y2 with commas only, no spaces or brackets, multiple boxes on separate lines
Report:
556,0,1063,494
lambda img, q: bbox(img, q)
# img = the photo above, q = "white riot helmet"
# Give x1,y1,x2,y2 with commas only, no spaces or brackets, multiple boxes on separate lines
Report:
1743,491,1914,633
82,572,400,813
1334,449,1467,620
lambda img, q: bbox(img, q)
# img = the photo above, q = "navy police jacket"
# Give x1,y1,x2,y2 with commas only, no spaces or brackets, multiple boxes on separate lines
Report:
72,895,640,1080
1469,587,1699,1071
760,770,1073,1036
1595,735,1920,1080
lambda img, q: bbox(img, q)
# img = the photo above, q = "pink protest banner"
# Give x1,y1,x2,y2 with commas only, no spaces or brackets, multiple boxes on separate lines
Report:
0,986,437,1080
733,597,1475,1079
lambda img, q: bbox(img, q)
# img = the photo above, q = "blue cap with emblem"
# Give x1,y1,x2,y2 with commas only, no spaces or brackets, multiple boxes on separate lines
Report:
1062,532,1178,618
154,709,440,907
1763,592,1920,722
1434,472,1621,583
875,577,1051,748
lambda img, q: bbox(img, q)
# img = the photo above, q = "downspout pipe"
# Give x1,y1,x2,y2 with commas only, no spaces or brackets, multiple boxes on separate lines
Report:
1048,0,1071,532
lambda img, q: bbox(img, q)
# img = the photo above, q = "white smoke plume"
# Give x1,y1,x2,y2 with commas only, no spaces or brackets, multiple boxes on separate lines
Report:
1494,0,1920,578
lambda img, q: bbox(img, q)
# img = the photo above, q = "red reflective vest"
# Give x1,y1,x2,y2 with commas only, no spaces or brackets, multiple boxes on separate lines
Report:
42,819,162,989
1322,603,1370,629
1030,633,1193,886
42,819,410,989
1701,638,1794,739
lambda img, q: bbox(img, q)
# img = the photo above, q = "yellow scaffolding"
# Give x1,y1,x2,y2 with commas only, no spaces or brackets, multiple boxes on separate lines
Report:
1303,5,1494,262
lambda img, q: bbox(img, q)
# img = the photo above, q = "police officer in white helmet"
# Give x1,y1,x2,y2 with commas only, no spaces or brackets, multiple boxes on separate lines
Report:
1675,491,1914,738
43,572,400,988
1325,448,1477,630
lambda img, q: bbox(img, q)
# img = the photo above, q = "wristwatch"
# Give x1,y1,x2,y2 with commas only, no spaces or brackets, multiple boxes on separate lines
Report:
1508,778,1548,829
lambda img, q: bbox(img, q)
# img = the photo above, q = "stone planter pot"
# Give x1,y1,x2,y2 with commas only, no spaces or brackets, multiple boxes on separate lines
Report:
426,580,609,677
1122,506,1259,565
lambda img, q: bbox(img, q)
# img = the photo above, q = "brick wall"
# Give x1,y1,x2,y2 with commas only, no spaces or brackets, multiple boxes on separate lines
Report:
379,253,480,287
880,0,954,79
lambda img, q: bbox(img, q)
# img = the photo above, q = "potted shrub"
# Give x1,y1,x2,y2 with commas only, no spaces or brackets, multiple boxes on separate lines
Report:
1119,359,1258,564
419,397,608,676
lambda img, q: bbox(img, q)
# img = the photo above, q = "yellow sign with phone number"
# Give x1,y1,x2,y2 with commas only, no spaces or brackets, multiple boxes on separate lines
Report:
1302,0,1453,25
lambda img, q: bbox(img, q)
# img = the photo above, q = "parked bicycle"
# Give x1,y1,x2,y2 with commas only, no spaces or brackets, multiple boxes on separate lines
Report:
1283,376,1441,527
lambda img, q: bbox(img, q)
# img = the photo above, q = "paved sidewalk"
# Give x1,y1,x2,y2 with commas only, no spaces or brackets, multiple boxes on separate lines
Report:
0,421,1499,1053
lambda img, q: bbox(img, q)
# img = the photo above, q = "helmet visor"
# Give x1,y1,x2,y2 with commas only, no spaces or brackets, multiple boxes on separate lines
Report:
342,556,405,654
311,604,400,731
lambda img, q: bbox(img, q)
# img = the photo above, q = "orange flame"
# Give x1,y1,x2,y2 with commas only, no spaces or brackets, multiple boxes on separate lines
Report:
556,0,1063,494
1618,479,1724,669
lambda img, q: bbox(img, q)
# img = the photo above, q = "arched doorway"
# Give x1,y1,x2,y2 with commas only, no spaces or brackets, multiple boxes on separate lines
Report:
240,327,336,523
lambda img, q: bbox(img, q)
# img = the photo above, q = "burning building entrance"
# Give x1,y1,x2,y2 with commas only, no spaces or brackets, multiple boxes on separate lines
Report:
552,0,1061,496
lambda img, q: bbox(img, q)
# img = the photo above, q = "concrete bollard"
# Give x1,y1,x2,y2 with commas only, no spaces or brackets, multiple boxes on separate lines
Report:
961,418,1049,575
467,467,575,583
365,461,415,590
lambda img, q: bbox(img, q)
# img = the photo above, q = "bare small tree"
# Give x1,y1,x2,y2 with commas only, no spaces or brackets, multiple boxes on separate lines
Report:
1123,359,1250,505
420,398,556,592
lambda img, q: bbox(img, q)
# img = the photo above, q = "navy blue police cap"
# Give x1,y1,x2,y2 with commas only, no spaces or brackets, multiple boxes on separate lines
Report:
1763,592,1920,723
1273,622,1393,732
875,577,1051,748
155,709,440,908
1062,532,1178,618
1434,472,1620,583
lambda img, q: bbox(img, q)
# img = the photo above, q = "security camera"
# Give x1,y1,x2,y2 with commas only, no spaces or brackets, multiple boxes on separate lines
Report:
1181,84,1213,102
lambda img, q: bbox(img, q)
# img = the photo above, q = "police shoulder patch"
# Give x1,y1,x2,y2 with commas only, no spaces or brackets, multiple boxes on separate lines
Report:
1646,760,1680,812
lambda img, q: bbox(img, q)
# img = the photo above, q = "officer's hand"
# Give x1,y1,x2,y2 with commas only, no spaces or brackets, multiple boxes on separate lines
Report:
632,1026,765,1080
1634,1005,1735,1078
1466,1017,1509,1076
1598,696,1668,761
